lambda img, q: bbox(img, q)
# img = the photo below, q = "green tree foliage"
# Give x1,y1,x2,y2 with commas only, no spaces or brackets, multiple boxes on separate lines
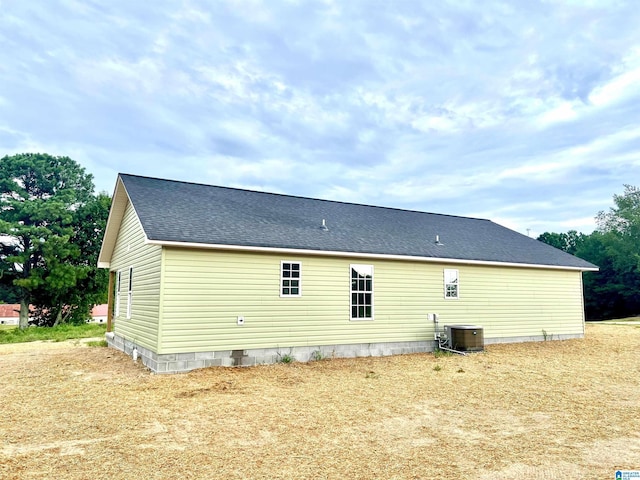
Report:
536,230,585,255
29,193,111,326
0,259,20,303
0,153,110,328
596,185,640,237
589,185,640,319
538,185,640,320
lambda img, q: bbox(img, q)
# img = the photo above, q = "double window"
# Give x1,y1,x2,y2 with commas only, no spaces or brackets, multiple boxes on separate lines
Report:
281,261,301,297
351,264,373,320
444,268,459,299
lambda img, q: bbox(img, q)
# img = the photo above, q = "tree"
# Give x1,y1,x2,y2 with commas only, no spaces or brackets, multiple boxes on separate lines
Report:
574,232,622,319
29,193,111,326
596,185,640,238
0,153,106,329
0,257,20,303
537,186,640,320
538,185,640,319
590,185,640,318
536,230,585,255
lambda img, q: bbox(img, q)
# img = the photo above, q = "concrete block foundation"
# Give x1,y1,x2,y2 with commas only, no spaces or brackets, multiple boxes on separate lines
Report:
105,332,583,374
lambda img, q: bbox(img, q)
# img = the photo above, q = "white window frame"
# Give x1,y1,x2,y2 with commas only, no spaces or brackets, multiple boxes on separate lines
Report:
280,261,302,297
115,270,121,317
126,266,133,319
350,264,374,320
444,268,459,299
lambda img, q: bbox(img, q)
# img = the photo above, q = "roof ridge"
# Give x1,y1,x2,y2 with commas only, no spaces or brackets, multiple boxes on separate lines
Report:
118,173,492,223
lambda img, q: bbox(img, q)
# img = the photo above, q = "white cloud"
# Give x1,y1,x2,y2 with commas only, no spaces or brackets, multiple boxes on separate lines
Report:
1,0,639,237
73,57,164,95
589,47,640,107
534,99,582,127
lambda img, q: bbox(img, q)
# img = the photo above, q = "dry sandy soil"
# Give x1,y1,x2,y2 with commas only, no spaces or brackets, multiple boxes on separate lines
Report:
1,323,639,479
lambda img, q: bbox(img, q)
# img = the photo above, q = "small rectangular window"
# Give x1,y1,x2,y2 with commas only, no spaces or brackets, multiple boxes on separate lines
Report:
126,267,133,319
350,264,373,320
115,270,121,317
444,269,459,299
281,261,301,297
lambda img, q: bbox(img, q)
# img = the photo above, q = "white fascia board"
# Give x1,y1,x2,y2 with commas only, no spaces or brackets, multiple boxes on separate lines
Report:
146,239,599,272
97,176,130,269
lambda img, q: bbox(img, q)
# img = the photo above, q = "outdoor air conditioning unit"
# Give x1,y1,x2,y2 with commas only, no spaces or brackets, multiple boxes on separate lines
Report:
444,325,484,352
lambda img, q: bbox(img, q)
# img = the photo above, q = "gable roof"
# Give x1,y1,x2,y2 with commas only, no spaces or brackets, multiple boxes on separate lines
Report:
98,174,598,271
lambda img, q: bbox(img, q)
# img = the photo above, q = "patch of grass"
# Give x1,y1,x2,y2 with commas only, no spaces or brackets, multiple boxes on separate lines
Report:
433,348,453,358
86,339,108,347
0,324,17,331
310,350,324,361
0,323,107,344
433,365,442,372
542,329,553,341
276,349,295,364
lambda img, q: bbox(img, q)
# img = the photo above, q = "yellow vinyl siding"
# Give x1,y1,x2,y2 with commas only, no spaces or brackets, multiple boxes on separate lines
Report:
157,248,585,354
429,266,584,338
110,201,162,351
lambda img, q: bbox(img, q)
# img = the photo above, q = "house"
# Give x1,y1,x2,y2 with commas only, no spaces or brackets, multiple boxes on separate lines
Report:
0,304,20,325
0,304,109,326
87,304,109,324
98,174,598,373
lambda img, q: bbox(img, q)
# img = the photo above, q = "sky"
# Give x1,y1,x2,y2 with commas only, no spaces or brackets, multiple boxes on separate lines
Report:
1,0,640,237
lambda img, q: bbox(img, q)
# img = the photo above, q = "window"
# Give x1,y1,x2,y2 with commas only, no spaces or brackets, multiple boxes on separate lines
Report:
351,264,373,320
281,261,301,296
115,271,121,317
126,267,133,319
444,269,459,299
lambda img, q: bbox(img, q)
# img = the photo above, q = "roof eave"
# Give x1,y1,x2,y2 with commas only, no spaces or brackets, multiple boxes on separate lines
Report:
97,175,130,269
146,238,599,272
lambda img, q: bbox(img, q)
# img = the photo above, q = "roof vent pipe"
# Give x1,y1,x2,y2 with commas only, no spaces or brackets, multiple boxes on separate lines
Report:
435,235,443,246
320,219,329,231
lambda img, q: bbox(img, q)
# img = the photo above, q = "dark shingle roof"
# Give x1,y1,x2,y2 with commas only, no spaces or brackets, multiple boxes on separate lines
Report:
120,174,597,270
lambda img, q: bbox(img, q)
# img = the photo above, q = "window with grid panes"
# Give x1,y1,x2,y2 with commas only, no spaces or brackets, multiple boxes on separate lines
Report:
281,262,301,296
350,264,373,319
444,268,459,299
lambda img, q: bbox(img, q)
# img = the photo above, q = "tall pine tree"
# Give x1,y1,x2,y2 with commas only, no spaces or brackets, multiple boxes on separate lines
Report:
0,153,108,328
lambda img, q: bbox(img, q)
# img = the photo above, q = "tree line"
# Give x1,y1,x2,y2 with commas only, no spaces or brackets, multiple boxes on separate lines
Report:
537,185,640,320
0,153,110,328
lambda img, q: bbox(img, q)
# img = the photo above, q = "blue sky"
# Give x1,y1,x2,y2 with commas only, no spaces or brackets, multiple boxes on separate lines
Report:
1,0,639,237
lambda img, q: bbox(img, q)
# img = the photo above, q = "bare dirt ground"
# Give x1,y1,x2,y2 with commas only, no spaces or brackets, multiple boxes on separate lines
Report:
1,323,639,480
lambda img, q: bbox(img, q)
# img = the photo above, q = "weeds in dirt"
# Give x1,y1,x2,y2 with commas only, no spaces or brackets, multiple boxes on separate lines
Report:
434,348,453,358
277,350,295,363
310,350,324,361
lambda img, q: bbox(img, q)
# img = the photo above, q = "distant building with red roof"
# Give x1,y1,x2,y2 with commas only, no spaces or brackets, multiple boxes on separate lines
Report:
0,304,21,325
0,304,109,325
89,304,108,323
